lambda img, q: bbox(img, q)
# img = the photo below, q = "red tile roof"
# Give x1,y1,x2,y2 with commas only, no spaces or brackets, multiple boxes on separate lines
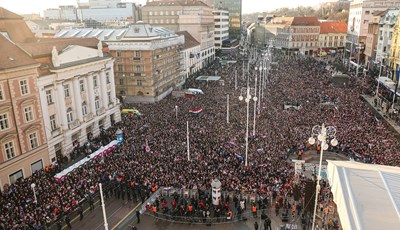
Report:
0,7,36,43
18,37,104,58
320,21,348,34
0,34,37,71
0,7,23,19
176,31,200,49
291,17,320,26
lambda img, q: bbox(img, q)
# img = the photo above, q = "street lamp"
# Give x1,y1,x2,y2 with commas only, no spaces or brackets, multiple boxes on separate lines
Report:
239,86,257,166
175,105,178,119
376,54,387,98
356,43,363,77
308,124,338,230
31,183,37,204
99,183,109,230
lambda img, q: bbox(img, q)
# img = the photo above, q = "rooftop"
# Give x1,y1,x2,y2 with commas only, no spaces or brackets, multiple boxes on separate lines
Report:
55,24,177,41
320,21,348,34
291,17,320,26
176,31,200,49
18,37,102,58
0,34,37,71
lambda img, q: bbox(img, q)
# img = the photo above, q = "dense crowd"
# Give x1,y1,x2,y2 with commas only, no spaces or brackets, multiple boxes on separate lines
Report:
1,48,400,229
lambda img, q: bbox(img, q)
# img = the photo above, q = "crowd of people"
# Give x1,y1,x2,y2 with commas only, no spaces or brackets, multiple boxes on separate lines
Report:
1,47,400,229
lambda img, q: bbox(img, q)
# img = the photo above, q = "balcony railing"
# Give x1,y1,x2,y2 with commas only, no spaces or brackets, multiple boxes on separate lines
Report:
68,119,80,130
51,127,61,136
96,107,106,116
84,113,94,122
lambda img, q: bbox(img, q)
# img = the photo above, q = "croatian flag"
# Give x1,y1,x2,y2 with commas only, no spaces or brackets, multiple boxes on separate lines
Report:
189,107,203,114
145,139,150,153
235,153,244,161
227,141,238,148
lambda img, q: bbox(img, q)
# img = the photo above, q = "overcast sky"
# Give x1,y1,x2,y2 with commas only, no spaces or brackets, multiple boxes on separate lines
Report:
0,0,322,15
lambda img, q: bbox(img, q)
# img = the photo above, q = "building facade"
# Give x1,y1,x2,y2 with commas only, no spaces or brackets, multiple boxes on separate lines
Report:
16,36,122,163
389,15,400,79
346,0,400,65
142,0,215,68
319,21,347,53
376,10,399,67
56,24,185,103
213,8,229,49
365,11,386,67
268,17,320,56
212,0,242,39
0,35,50,188
177,31,202,78
43,1,140,22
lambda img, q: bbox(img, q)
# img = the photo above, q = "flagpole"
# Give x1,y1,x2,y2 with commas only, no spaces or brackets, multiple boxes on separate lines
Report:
227,94,230,124
187,121,190,161
235,70,238,90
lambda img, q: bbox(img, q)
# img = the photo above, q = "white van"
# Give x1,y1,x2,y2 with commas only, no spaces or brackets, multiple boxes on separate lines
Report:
187,88,204,95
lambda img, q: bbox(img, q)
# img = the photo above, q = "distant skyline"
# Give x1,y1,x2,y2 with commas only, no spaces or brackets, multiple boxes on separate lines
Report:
0,0,323,15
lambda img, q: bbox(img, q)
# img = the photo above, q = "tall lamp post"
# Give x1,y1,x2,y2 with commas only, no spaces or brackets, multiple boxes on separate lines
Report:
253,66,260,136
308,124,338,230
99,183,109,230
175,105,178,119
239,86,257,166
31,183,37,204
376,54,387,98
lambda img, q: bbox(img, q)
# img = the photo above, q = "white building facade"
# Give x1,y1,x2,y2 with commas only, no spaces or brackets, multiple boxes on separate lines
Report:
376,10,400,63
37,43,121,162
346,0,400,45
213,9,229,49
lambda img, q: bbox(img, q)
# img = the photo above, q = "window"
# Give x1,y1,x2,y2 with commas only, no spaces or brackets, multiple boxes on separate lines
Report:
29,132,38,149
80,80,85,92
116,51,122,57
95,97,100,111
108,92,111,104
24,106,33,122
46,89,53,105
135,51,140,57
9,169,23,184
64,84,70,97
137,80,142,86
50,114,56,130
82,102,88,116
0,113,9,130
0,84,3,100
20,80,28,95
93,76,98,87
31,160,43,174
4,141,15,160
106,72,110,83
117,64,123,72
67,108,73,123
120,79,124,85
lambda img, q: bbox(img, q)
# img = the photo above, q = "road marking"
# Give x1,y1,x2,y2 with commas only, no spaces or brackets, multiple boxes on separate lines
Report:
62,200,100,229
95,206,123,230
111,202,141,230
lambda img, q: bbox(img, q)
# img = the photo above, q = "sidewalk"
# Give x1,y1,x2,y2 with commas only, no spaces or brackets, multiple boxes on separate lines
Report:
361,95,400,139
128,210,301,230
